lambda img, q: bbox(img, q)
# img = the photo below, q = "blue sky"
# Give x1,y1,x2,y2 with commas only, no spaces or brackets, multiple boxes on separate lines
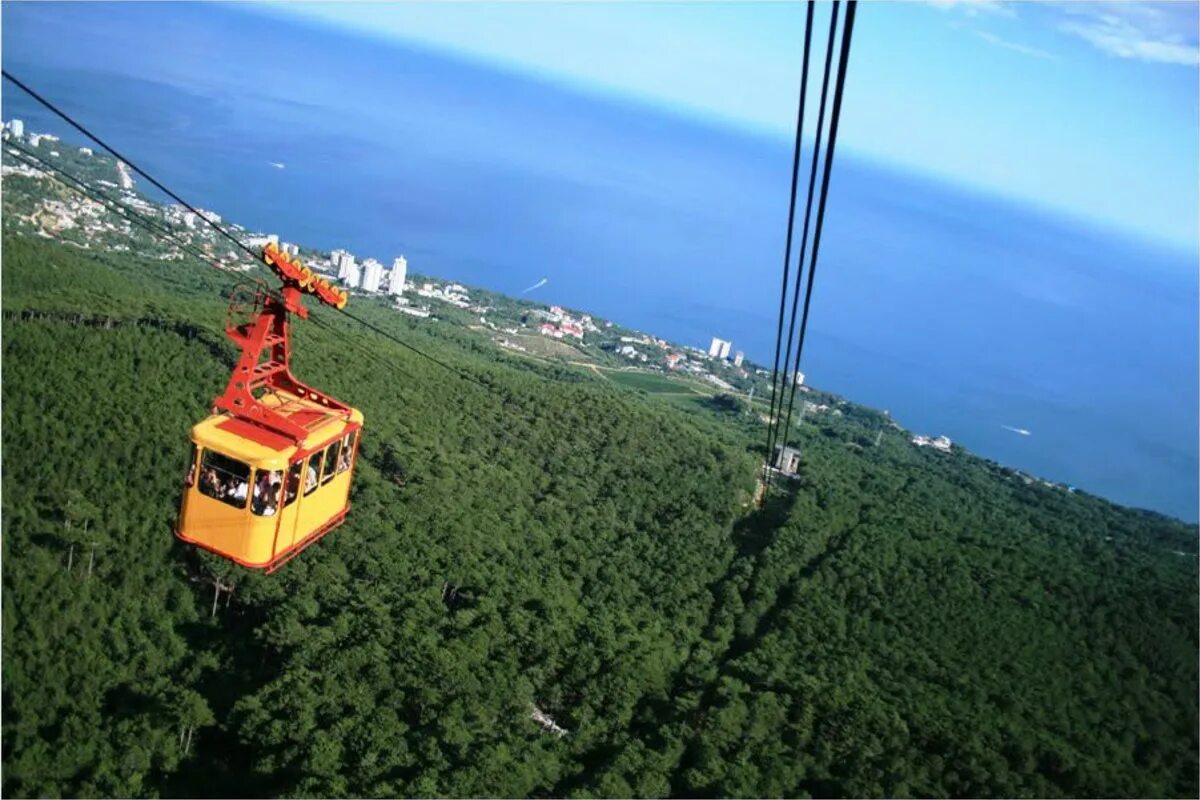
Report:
266,1,1199,251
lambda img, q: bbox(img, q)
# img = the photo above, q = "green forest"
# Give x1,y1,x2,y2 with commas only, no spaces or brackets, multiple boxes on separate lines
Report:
2,232,1197,798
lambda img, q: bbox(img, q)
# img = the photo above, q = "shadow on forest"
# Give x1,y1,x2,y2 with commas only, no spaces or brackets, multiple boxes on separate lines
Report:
732,482,801,559
550,485,804,797
102,683,162,721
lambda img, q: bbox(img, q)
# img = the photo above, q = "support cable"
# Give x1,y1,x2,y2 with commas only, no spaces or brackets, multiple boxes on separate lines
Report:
771,0,842,491
764,0,816,488
4,138,238,278
776,1,858,462
3,70,487,387
4,140,418,384
3,70,263,265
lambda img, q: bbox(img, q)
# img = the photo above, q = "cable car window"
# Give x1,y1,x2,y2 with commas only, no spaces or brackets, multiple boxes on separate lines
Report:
321,441,341,485
198,449,251,509
304,451,324,496
337,431,356,474
184,444,198,487
284,462,302,507
252,469,283,517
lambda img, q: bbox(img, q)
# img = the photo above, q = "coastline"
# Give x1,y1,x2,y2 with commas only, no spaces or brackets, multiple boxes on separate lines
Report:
2,124,1195,524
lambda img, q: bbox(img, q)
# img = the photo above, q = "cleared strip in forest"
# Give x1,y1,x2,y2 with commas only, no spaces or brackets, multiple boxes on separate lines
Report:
721,476,918,671
653,471,916,793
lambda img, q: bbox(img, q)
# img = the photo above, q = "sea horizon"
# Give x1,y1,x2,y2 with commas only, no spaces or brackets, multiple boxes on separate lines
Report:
3,2,1197,522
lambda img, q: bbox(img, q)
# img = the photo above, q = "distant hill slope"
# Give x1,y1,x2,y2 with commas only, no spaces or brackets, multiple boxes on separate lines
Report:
2,232,1196,798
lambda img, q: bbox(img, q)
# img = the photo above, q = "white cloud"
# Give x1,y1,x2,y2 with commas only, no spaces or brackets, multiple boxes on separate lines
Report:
1056,2,1199,66
929,0,1198,67
976,30,1057,60
924,0,1016,18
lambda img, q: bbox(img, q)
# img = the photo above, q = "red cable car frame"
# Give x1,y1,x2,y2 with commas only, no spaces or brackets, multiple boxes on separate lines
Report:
175,244,364,573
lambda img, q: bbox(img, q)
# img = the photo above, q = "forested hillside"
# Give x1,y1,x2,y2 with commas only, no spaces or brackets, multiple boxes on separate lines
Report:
2,233,1196,798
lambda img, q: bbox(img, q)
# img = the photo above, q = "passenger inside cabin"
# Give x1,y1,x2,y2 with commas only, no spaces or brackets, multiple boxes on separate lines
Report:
252,470,283,517
285,464,301,505
252,472,273,516
268,474,281,515
338,432,356,474
227,480,248,504
200,467,221,498
196,449,252,509
184,448,197,487
305,452,325,496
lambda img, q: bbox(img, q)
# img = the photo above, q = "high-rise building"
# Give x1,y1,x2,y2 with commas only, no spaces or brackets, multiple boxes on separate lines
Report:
335,252,355,280
708,337,732,359
281,242,299,256
361,258,384,293
344,261,361,289
793,370,806,387
733,351,744,367
8,119,23,138
388,255,407,296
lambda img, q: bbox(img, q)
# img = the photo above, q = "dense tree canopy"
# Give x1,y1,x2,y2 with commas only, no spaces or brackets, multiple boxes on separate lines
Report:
2,233,1195,798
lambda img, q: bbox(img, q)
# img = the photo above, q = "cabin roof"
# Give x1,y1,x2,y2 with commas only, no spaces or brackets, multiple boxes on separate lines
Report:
191,390,363,468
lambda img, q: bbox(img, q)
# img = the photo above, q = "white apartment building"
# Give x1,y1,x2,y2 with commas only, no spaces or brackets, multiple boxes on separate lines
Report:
708,337,732,360
388,255,407,296
361,258,384,293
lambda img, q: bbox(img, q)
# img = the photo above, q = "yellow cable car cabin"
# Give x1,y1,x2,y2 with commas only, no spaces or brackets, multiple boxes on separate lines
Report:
178,394,363,571
175,244,362,573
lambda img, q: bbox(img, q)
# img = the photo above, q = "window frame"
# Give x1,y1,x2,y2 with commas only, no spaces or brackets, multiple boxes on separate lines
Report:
251,468,284,517
337,430,357,475
321,440,341,485
196,448,252,510
184,443,198,488
284,461,302,508
303,450,325,497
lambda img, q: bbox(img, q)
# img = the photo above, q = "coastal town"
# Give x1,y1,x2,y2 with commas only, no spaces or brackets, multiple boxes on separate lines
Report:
2,118,968,460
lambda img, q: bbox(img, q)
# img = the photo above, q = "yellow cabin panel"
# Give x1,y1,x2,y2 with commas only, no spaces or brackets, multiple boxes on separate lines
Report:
274,494,302,553
176,390,363,570
298,468,354,539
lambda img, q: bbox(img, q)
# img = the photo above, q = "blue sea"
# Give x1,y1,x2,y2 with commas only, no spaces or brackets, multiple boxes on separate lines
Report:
4,3,1197,521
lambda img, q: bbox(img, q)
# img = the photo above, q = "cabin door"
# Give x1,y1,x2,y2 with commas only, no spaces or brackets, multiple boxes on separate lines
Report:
274,459,305,555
